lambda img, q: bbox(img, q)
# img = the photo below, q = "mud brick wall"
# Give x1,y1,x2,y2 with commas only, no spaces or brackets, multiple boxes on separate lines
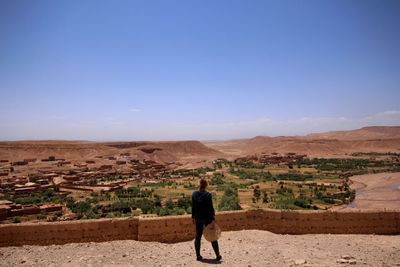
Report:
258,210,400,235
0,217,138,246
138,215,195,242
136,209,267,243
136,209,400,242
0,209,399,247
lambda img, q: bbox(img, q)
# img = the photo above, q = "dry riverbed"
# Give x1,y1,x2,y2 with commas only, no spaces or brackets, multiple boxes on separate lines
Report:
344,172,400,210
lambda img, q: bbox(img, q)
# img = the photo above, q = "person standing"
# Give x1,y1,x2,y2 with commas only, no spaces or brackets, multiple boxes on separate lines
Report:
191,178,222,261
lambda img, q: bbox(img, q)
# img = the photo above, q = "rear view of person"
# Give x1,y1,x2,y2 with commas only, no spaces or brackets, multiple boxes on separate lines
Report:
191,179,222,261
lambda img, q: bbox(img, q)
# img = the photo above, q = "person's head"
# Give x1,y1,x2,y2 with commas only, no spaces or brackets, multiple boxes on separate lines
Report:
199,178,208,190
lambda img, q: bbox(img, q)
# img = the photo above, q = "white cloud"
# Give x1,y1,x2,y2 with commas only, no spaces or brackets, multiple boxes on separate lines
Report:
365,110,400,122
129,108,141,112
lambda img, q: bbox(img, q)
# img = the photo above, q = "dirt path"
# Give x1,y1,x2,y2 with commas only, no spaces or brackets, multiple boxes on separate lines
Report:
344,172,400,210
1,230,399,267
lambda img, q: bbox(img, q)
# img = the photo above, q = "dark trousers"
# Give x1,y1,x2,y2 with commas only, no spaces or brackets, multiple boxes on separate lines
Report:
194,220,220,258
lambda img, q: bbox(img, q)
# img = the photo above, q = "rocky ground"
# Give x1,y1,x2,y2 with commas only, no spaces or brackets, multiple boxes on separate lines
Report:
1,230,399,267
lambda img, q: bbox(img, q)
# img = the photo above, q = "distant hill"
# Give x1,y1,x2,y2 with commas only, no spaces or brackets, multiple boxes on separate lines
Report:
0,140,222,164
305,126,400,140
1,126,399,162
206,126,400,157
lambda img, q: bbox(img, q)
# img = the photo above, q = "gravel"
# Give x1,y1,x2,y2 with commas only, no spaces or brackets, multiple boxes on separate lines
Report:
1,230,399,267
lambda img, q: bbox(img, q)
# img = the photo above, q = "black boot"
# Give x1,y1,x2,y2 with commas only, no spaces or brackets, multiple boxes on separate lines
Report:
194,240,202,260
211,241,221,261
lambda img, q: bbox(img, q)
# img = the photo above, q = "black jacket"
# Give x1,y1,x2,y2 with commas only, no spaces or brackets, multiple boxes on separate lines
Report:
191,189,215,224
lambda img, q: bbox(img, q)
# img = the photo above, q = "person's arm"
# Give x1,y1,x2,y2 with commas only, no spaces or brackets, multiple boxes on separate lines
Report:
209,193,215,221
191,193,196,223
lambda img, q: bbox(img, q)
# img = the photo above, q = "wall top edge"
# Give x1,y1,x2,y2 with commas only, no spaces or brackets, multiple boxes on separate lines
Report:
1,208,399,227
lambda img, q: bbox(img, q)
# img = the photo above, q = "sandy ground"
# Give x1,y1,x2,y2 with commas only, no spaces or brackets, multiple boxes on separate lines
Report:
1,230,399,267
343,172,400,210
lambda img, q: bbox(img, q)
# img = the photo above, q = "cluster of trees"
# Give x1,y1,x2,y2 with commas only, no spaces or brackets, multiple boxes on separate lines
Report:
65,192,194,219
6,189,68,205
314,189,355,204
299,158,385,171
146,180,176,188
212,159,230,169
115,186,154,198
229,168,315,182
228,168,272,181
98,175,126,182
293,198,318,209
275,173,313,181
231,161,265,169
276,185,293,195
209,174,225,185
218,186,241,211
332,190,356,203
252,185,268,203
67,199,98,219
155,196,192,216
171,167,214,177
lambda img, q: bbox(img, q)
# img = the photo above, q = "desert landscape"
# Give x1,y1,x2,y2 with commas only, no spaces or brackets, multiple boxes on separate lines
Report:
1,126,400,225
1,126,399,265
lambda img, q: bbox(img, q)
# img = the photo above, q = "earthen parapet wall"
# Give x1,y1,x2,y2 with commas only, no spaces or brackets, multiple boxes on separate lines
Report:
0,209,398,247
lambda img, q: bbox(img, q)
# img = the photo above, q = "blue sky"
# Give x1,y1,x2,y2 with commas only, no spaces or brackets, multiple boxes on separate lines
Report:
1,0,399,140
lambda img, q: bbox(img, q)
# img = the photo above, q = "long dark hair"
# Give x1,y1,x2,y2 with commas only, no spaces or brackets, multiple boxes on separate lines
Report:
199,178,208,190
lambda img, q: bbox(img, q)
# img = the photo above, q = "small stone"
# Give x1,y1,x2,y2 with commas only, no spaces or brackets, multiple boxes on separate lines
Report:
337,259,349,264
245,251,249,254
349,260,357,265
123,253,129,257
294,259,307,265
